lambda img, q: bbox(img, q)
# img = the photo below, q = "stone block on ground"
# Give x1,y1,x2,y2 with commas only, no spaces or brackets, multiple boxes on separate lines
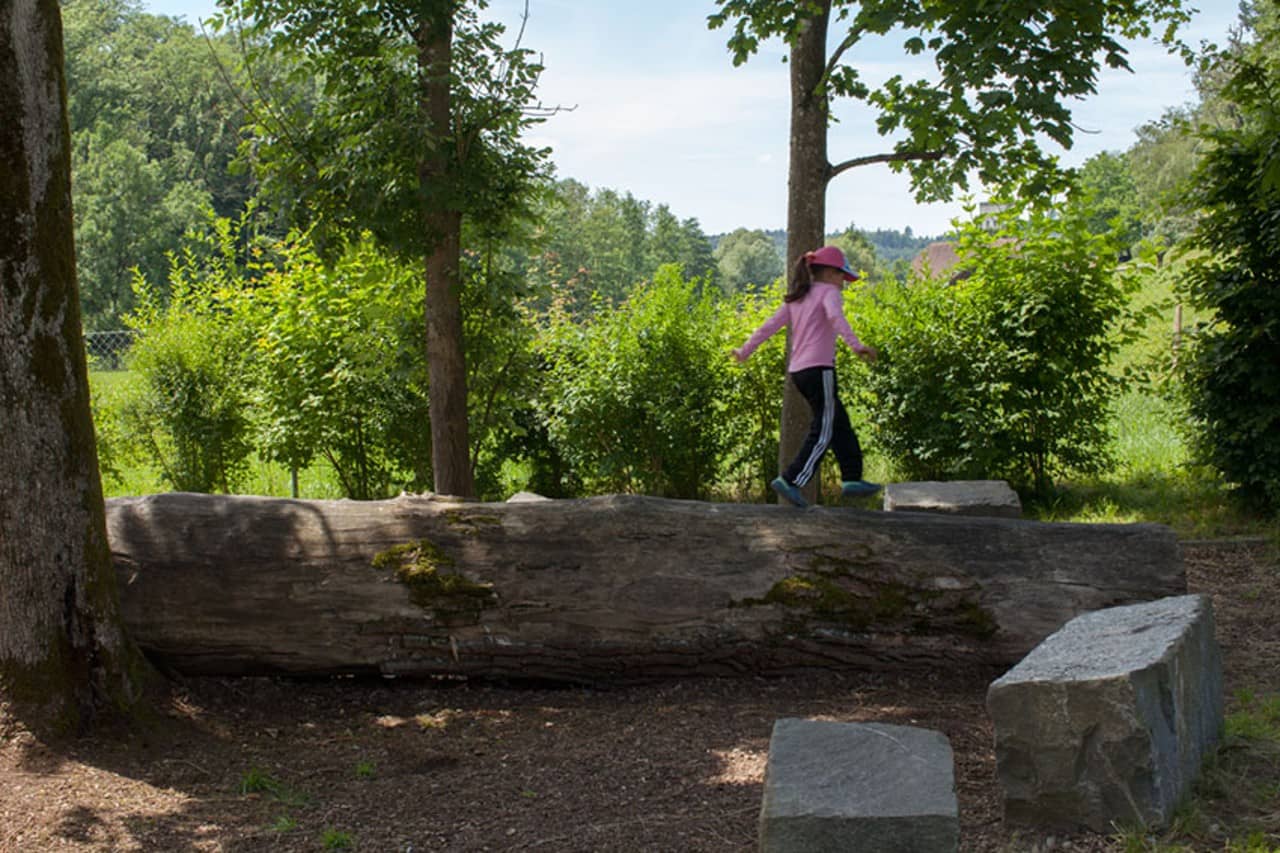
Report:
759,718,959,853
505,491,551,502
883,480,1022,518
986,594,1223,832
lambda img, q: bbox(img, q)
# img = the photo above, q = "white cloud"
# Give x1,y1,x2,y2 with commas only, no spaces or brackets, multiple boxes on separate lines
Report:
538,64,786,140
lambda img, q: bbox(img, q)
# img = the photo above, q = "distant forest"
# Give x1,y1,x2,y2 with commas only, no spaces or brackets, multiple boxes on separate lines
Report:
714,228,942,267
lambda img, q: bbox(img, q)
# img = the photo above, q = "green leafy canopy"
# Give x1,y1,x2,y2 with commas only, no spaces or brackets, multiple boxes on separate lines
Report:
211,0,550,259
709,0,1193,200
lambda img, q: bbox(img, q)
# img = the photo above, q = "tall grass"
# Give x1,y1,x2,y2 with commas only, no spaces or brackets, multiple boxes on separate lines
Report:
1109,690,1280,852
1025,255,1275,538
1111,389,1187,476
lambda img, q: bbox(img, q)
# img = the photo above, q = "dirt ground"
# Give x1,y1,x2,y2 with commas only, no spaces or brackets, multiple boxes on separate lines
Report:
2,539,1277,852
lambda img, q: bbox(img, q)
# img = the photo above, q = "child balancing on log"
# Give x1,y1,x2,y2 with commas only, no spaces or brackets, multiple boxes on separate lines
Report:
732,245,879,508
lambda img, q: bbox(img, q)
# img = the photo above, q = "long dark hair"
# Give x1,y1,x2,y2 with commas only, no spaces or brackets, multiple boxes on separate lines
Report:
784,254,814,303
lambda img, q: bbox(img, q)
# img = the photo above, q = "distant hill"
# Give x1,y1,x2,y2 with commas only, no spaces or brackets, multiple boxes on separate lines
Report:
859,227,946,265
711,227,942,267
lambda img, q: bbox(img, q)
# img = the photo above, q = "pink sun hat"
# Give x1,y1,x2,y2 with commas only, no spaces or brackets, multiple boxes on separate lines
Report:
805,245,859,281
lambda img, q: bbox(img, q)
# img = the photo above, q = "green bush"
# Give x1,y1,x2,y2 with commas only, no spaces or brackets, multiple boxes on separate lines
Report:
846,273,990,481
117,258,254,494
851,201,1134,495
88,370,132,490
1178,27,1280,512
721,283,786,501
537,265,731,499
459,237,552,501
241,234,431,500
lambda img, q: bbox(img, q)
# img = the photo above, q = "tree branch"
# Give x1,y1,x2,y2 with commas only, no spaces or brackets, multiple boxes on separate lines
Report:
828,149,945,179
210,11,324,179
823,28,863,83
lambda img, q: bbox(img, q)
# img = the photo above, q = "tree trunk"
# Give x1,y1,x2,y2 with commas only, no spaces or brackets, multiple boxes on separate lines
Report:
106,493,1185,683
417,9,474,498
781,3,833,502
423,212,473,497
0,0,147,736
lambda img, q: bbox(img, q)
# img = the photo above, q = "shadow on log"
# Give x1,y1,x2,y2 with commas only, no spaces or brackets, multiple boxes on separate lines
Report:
105,493,1185,683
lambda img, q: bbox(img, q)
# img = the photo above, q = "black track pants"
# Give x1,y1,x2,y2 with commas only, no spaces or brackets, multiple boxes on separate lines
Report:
782,366,863,487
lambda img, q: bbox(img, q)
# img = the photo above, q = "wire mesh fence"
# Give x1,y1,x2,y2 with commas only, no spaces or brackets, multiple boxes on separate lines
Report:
84,330,137,371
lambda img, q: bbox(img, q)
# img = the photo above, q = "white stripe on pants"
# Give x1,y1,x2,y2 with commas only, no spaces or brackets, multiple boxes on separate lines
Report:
794,369,835,487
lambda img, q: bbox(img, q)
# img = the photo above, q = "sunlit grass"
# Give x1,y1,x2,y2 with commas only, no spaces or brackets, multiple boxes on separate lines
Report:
1110,389,1188,475
100,448,348,501
85,367,135,395
1029,386,1273,537
1028,471,1276,538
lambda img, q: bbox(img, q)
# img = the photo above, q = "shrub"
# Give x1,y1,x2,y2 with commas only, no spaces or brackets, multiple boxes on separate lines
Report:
536,265,731,498
851,201,1134,495
846,273,990,481
459,238,551,501
242,234,431,500
118,257,254,494
1178,28,1280,512
720,283,786,501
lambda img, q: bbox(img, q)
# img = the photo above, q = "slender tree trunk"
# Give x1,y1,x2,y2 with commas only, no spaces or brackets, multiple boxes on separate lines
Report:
781,3,833,502
423,212,472,496
0,0,148,736
417,10,474,498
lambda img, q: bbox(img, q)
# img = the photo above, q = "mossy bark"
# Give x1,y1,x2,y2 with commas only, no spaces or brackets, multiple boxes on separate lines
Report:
0,0,150,737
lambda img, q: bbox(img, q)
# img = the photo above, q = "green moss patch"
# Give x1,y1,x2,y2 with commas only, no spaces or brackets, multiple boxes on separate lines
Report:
443,510,502,530
954,599,999,639
757,574,915,632
372,540,497,622
739,551,998,639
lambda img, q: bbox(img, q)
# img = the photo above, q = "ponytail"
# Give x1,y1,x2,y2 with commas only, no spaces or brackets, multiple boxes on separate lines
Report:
784,254,814,303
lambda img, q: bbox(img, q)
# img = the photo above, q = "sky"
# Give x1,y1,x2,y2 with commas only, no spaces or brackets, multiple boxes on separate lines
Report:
142,0,1240,237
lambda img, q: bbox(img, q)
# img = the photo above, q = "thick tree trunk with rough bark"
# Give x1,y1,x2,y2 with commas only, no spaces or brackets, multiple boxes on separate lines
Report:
106,493,1184,683
780,4,833,502
0,0,147,735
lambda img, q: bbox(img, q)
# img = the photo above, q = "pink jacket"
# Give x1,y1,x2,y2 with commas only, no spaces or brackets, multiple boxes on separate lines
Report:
738,282,864,371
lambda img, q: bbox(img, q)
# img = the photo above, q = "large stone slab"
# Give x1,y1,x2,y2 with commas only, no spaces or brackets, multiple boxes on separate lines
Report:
759,718,959,852
883,480,1022,518
986,594,1223,832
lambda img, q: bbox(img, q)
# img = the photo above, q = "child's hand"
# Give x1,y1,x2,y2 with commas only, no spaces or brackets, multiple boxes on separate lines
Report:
731,347,747,363
856,345,877,364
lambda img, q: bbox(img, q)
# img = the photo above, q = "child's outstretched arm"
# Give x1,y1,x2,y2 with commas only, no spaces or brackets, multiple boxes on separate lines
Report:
733,304,788,363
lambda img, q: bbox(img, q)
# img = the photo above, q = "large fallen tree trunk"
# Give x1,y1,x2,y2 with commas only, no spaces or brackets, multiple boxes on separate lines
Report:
106,492,1185,682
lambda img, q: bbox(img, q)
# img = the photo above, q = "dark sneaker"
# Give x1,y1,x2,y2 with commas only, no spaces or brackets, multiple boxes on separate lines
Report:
771,476,809,508
842,479,881,499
